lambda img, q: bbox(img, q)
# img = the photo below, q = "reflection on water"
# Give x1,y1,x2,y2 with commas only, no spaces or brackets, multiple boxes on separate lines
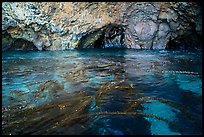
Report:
2,49,202,135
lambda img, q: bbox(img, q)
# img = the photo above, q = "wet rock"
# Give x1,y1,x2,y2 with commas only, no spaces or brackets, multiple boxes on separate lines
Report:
77,29,104,49
2,31,16,51
152,23,170,49
33,38,44,50
2,16,17,30
122,2,202,49
124,2,160,49
2,2,202,50
71,33,78,43
134,20,157,41
158,9,178,22
169,21,180,31
77,24,125,49
61,38,69,49
50,39,62,50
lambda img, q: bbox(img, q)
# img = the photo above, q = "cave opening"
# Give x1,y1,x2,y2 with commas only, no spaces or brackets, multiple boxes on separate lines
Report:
166,33,202,51
77,23,126,49
7,38,38,51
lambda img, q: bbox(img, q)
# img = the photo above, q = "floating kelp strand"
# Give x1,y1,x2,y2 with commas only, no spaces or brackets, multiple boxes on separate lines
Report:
25,80,55,87
30,97,93,134
120,94,199,130
4,98,72,116
147,69,201,75
30,80,65,99
3,69,33,75
3,95,93,135
141,99,182,135
62,111,175,126
95,81,134,108
85,64,114,70
10,90,27,97
135,96,197,123
2,50,202,134
28,111,174,135
173,74,202,96
124,100,145,112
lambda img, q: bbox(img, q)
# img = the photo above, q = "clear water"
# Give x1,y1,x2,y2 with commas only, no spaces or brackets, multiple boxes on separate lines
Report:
2,49,202,135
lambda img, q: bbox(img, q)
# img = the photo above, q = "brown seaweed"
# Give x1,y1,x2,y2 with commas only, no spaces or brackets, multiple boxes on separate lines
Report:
2,64,201,135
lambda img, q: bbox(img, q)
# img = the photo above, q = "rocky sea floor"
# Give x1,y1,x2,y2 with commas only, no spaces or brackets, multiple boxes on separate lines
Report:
2,49,202,135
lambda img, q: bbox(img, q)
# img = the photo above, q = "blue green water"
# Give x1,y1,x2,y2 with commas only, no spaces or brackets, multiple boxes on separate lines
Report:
2,49,202,135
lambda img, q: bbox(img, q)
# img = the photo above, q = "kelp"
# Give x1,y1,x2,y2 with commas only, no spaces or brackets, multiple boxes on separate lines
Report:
147,69,201,75
2,92,93,135
95,81,134,108
3,78,200,135
2,64,201,135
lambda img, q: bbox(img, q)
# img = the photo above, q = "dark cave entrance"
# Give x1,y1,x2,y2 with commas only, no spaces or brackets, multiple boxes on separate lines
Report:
77,23,126,49
8,38,38,51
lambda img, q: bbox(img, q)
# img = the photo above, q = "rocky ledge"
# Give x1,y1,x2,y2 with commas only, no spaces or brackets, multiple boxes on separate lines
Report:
2,2,202,51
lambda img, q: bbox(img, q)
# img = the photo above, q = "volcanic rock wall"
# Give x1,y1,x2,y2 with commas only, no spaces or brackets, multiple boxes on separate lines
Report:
2,2,202,50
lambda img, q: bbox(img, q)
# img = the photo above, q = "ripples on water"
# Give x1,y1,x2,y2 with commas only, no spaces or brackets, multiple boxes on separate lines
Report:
2,49,202,135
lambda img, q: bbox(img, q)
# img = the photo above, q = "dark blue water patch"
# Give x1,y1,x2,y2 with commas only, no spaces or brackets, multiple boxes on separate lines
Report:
80,115,152,135
173,112,202,135
2,49,202,135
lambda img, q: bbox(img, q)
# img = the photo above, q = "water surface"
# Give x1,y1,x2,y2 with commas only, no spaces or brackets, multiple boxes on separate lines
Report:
2,49,202,135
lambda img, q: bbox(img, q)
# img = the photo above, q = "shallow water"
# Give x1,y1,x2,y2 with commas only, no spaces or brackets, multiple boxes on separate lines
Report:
2,49,202,135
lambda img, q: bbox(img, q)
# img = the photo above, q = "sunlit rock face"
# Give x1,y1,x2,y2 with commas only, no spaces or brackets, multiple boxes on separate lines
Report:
2,2,202,51
122,2,202,50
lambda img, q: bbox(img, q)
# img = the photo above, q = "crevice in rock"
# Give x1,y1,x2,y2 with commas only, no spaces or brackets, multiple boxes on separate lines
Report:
77,23,126,49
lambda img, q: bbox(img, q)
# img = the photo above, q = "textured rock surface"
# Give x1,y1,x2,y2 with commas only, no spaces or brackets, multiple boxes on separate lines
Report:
77,23,125,49
2,2,202,50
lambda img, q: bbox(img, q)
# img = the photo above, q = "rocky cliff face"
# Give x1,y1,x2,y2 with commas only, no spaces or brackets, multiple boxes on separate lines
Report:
2,2,202,51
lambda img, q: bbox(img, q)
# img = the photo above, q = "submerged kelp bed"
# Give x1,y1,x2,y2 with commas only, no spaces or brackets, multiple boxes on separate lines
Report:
2,49,202,135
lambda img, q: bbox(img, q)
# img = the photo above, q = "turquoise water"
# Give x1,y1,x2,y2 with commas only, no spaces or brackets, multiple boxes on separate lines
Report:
2,49,202,135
